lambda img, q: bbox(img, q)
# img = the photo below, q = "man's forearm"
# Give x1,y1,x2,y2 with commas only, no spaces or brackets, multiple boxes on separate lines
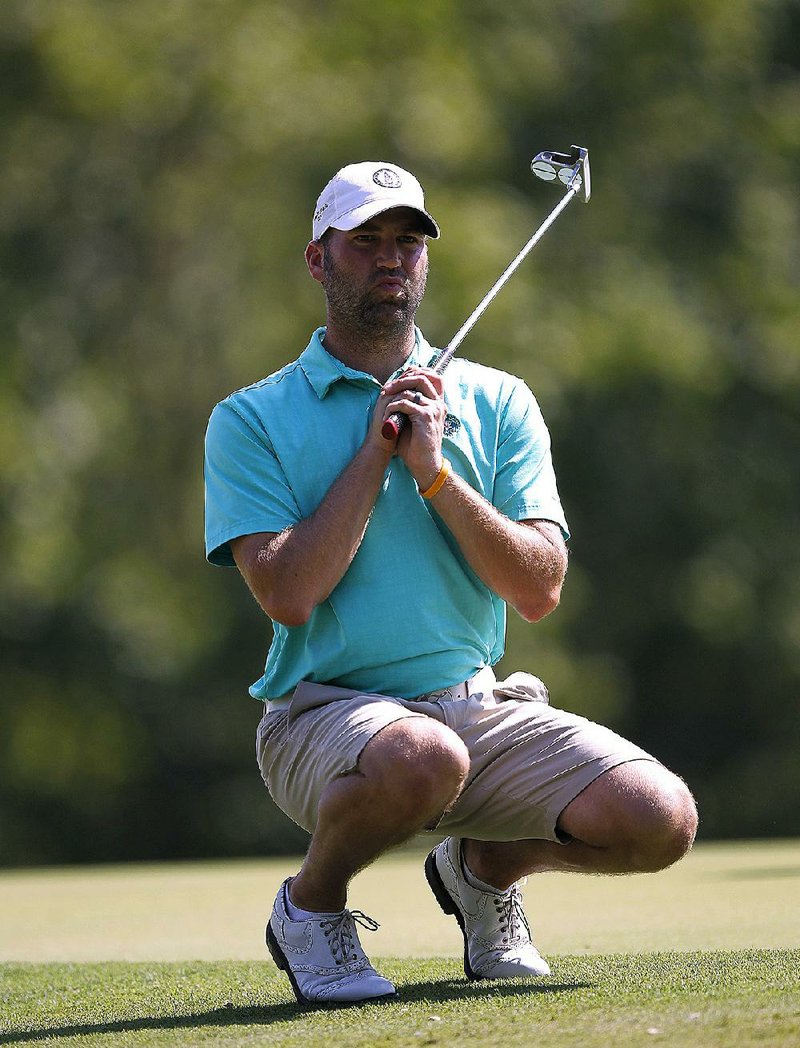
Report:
428,470,567,622
235,441,393,626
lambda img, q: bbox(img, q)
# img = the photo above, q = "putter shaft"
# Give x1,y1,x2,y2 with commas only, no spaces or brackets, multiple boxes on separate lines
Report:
381,147,589,441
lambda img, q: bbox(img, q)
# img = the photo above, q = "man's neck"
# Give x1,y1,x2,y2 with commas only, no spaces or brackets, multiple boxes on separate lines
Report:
321,320,416,384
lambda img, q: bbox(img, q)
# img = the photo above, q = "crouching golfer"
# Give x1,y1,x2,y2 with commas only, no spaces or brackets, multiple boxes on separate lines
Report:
204,160,698,1005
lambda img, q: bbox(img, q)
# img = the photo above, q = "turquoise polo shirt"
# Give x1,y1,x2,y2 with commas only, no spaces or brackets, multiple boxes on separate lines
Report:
204,327,568,701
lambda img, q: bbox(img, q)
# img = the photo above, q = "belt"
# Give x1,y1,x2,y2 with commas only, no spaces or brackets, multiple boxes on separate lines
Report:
411,680,470,703
265,679,470,715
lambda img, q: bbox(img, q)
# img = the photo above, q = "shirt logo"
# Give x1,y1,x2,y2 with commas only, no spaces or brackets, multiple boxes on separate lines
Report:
373,168,402,189
443,413,461,437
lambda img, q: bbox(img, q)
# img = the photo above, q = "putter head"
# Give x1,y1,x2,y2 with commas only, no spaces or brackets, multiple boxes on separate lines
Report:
531,145,591,203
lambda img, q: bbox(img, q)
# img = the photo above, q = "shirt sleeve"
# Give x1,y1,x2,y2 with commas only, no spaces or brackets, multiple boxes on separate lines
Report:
493,378,570,540
204,398,301,566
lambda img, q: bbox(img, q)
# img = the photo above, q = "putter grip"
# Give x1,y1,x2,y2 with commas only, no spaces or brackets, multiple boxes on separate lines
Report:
381,411,408,441
381,347,454,441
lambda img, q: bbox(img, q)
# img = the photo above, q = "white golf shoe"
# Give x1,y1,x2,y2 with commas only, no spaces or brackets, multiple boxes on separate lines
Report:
266,879,397,1005
425,836,551,980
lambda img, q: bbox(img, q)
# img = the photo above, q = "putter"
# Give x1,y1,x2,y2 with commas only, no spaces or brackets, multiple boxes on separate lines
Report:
381,145,591,440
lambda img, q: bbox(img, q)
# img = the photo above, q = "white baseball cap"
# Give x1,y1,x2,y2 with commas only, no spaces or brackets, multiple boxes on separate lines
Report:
312,161,440,241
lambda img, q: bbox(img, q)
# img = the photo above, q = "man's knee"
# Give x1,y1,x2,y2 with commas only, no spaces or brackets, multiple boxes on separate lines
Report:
561,760,698,872
359,716,470,811
623,764,698,871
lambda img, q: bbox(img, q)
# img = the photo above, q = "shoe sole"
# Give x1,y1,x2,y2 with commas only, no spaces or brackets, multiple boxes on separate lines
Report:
266,920,309,1005
266,920,398,1007
424,849,479,981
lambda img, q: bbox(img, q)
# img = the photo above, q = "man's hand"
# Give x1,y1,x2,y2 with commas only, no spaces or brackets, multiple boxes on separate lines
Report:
377,367,446,492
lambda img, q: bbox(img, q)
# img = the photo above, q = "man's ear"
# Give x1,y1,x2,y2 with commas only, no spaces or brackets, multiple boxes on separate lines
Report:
305,240,325,283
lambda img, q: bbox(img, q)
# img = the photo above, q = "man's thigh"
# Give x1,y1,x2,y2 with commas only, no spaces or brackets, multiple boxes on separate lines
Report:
435,676,657,843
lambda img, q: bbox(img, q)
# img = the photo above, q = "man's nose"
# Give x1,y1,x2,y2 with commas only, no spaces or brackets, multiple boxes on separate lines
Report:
376,239,402,267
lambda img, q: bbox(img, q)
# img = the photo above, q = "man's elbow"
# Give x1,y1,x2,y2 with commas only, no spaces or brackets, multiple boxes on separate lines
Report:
233,540,316,627
260,592,315,628
514,584,562,623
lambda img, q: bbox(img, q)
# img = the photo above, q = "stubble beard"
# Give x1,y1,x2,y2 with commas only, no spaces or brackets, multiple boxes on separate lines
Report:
322,251,428,350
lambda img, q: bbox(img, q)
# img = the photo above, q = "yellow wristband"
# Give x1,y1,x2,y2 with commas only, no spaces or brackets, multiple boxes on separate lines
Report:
420,458,451,499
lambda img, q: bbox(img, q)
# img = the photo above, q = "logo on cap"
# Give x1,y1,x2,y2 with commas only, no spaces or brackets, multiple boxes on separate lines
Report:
373,168,402,189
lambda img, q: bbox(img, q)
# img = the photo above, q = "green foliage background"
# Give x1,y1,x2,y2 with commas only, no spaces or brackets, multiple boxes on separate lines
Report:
2,0,799,865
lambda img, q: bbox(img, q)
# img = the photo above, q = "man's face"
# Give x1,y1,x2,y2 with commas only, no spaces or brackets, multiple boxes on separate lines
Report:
319,207,429,336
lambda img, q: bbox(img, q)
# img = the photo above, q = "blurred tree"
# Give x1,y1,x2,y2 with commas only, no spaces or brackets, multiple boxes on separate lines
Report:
1,0,798,863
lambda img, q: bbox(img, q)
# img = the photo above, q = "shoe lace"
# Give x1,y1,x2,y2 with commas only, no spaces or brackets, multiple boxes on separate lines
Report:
492,884,531,945
320,909,380,965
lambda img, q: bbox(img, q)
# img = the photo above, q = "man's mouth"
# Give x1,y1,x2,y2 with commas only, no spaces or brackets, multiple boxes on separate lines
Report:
373,276,407,293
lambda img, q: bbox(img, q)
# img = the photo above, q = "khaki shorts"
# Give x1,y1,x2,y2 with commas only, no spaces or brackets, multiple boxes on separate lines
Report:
255,667,657,843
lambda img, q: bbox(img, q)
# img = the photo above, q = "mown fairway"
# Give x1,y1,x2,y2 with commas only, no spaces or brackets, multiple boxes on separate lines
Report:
1,840,799,1046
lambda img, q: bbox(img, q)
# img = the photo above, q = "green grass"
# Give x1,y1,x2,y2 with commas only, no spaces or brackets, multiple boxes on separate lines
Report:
1,840,799,1046
2,951,799,1047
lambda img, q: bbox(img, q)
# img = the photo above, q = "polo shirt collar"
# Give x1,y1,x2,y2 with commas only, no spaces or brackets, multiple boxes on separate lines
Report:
299,327,438,399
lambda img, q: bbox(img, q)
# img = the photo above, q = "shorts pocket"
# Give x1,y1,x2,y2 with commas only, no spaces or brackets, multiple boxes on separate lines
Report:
492,671,550,704
255,711,288,782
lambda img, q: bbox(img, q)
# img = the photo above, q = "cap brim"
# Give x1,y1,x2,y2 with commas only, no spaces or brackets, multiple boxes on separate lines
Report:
330,200,440,239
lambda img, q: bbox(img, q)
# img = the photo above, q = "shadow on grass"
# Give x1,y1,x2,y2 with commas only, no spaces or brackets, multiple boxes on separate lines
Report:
0,976,592,1044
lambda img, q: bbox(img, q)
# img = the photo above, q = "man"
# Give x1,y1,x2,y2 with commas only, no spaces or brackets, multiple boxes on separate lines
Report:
204,161,698,1006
